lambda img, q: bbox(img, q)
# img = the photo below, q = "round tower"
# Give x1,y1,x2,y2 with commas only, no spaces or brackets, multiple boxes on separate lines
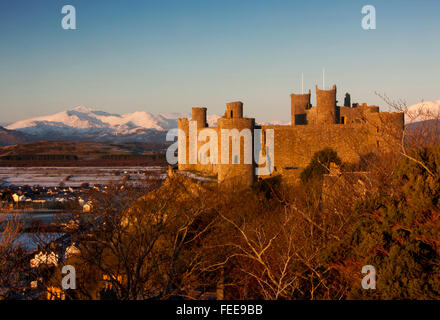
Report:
217,102,254,188
177,118,192,171
316,85,337,125
191,107,207,128
290,90,311,125
224,101,243,119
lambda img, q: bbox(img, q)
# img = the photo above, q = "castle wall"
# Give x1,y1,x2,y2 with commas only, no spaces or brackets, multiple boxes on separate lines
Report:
339,104,380,124
364,111,404,151
258,110,403,176
305,107,318,124
176,85,404,187
260,124,376,175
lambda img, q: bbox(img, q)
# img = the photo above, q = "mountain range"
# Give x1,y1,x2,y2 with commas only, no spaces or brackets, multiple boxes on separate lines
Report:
1,101,439,145
4,106,220,143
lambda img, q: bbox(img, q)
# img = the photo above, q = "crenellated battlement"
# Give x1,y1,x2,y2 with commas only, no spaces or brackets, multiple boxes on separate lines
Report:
176,83,404,187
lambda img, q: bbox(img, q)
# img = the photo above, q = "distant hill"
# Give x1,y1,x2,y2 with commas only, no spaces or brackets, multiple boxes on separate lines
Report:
0,126,31,146
0,140,164,157
0,141,169,167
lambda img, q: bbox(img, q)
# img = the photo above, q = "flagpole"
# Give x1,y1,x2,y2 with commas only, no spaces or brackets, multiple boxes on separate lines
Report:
301,72,304,94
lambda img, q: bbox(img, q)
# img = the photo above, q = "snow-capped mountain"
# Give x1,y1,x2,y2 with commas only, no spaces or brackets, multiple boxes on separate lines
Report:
5,106,288,143
6,106,221,142
405,100,440,124
8,106,179,134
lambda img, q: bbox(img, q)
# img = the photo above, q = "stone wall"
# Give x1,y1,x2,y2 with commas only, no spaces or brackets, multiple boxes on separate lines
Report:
260,124,374,175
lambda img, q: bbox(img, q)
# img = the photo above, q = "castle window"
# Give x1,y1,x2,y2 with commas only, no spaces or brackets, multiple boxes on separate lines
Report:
341,116,346,124
377,140,380,148
230,110,233,118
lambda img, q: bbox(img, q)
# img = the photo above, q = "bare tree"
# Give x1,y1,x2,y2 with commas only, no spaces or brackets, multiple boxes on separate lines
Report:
0,215,27,299
64,174,218,300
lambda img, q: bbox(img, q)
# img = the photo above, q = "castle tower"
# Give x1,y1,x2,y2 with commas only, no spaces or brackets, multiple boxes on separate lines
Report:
224,101,243,119
316,84,337,124
191,107,207,128
344,93,351,107
217,101,255,188
290,90,311,125
177,118,192,171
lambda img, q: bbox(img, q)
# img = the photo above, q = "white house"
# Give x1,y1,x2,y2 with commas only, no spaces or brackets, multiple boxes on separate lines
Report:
30,251,59,268
12,193,29,202
83,202,92,213
65,244,80,259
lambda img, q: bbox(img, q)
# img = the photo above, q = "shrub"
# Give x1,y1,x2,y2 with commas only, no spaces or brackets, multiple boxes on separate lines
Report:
323,147,440,299
300,148,341,184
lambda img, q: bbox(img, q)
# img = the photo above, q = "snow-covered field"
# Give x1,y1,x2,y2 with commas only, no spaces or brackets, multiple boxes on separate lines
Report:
0,166,166,187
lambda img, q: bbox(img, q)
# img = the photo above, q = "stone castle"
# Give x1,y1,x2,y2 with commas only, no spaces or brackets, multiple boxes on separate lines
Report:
177,84,404,187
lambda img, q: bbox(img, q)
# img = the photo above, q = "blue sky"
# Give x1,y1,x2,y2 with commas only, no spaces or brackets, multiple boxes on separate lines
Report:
0,0,439,123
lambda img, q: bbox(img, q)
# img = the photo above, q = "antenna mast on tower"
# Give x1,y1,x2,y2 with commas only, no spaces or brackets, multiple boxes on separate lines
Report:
322,68,326,90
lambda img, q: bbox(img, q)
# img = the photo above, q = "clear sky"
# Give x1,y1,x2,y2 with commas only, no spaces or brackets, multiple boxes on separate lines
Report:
0,0,439,123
